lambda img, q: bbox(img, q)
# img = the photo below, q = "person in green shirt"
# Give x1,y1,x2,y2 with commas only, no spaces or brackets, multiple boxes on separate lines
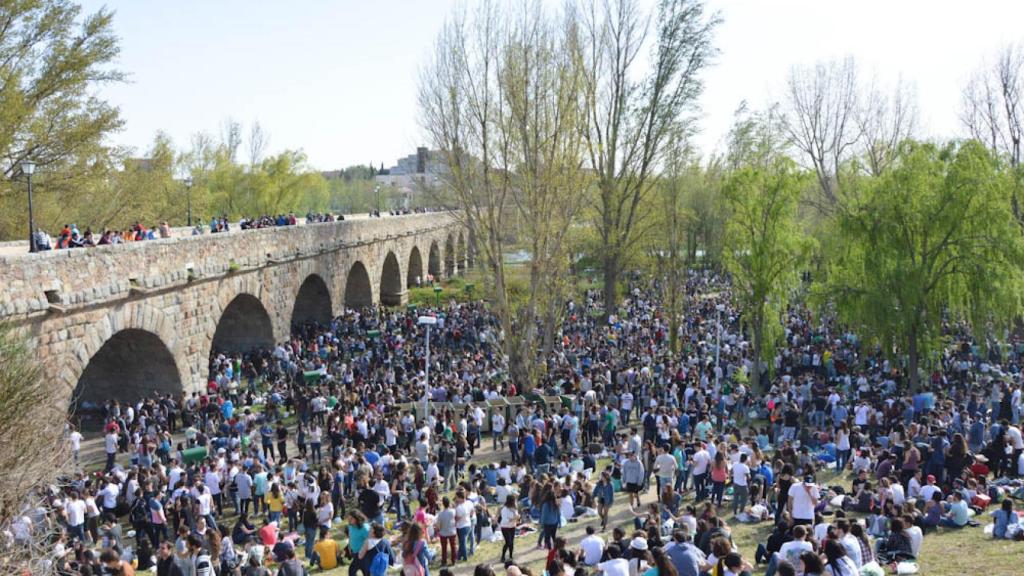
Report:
347,511,371,559
603,409,618,446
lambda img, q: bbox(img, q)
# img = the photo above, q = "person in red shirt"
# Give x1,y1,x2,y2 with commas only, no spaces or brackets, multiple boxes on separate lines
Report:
259,520,279,547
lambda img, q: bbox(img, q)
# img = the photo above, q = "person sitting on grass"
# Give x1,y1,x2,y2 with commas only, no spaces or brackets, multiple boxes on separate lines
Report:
311,527,342,571
940,492,969,529
990,499,1021,539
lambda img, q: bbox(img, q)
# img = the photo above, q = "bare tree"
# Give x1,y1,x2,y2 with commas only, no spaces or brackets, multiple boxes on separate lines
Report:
220,117,243,164
858,75,917,177
248,120,270,170
784,57,860,209
962,43,1024,222
581,0,719,319
0,323,71,575
419,0,588,390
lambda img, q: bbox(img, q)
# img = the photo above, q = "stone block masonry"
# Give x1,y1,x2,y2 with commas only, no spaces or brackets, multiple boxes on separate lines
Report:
0,213,471,412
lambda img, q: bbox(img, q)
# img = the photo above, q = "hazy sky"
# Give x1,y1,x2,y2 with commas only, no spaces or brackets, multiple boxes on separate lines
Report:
81,0,1024,170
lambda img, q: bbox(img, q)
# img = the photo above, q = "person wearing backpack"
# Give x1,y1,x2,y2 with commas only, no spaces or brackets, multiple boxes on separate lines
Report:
129,489,150,547
402,522,430,576
188,534,214,576
357,523,395,576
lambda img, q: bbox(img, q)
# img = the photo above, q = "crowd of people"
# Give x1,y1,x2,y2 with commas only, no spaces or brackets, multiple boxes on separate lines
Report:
33,222,174,250
8,270,1024,576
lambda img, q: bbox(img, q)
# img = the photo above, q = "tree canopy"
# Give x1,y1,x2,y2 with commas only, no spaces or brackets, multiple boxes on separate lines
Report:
823,140,1024,388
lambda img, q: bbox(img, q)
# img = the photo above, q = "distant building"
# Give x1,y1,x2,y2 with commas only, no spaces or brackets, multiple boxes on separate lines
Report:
375,147,447,209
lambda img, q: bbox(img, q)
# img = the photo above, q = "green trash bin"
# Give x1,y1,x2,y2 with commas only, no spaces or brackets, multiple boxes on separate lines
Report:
182,446,208,465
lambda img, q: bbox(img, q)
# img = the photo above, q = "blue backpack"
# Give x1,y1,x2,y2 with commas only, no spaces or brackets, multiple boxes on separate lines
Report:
370,542,390,576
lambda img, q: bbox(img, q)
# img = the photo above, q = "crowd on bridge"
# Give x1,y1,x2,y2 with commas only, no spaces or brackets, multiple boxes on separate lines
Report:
27,209,416,252
8,270,1024,576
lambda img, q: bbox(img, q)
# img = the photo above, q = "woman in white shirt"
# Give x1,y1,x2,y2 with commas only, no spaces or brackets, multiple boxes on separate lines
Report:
498,495,519,563
559,488,575,523
835,422,851,471
316,492,334,531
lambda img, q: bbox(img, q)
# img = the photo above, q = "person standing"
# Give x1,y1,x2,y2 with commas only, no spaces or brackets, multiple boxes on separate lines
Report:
498,495,520,563
436,498,457,567
454,490,474,561
622,452,646,509
235,467,253,517
104,428,119,472
787,475,820,526
654,445,678,494
69,425,84,467
731,453,751,517
691,442,710,502
592,472,615,531
276,422,289,462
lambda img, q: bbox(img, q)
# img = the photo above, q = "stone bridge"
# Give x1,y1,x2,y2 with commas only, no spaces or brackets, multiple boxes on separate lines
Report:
0,213,470,412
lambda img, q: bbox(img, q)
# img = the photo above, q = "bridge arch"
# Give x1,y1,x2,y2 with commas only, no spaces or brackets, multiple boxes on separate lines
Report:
291,273,333,327
345,261,373,308
71,329,182,419
444,234,456,277
212,293,275,352
407,246,424,288
428,241,441,280
380,251,404,306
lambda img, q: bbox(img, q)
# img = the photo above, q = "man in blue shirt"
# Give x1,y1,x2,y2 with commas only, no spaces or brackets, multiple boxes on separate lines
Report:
523,432,537,472
665,529,702,576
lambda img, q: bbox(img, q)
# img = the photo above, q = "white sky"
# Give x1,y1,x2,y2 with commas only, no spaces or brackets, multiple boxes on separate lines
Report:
80,0,1024,170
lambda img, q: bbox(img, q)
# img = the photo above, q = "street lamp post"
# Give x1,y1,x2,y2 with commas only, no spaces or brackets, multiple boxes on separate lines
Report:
375,185,381,215
21,160,36,253
418,315,438,425
715,303,725,387
185,177,193,227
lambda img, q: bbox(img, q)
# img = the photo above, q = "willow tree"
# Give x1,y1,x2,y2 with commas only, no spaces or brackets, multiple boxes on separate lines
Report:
825,140,1024,389
419,1,588,390
723,152,811,392
0,0,123,239
581,0,718,319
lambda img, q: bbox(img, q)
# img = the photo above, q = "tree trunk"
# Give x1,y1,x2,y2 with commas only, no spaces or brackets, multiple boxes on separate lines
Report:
603,253,619,321
668,265,681,355
908,324,920,392
507,338,534,394
751,317,763,393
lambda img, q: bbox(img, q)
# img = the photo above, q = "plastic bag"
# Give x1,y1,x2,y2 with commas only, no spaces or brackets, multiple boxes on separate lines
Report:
896,561,919,575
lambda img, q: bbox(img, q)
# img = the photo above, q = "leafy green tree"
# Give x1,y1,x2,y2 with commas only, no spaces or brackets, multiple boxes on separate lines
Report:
723,156,811,391
0,0,123,239
253,151,328,215
824,140,1024,388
